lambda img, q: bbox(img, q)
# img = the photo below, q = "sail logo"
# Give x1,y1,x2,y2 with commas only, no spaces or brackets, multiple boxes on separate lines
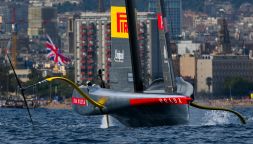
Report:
114,49,124,62
111,6,129,38
117,12,128,33
157,13,164,30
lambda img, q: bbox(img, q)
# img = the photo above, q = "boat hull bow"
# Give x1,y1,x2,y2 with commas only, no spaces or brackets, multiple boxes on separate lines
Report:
72,86,191,127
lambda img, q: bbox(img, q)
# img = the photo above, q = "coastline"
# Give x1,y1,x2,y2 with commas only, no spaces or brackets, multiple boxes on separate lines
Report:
195,99,253,108
39,99,253,110
41,101,72,110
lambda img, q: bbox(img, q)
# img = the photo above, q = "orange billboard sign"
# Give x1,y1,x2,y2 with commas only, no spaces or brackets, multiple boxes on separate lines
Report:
111,6,129,38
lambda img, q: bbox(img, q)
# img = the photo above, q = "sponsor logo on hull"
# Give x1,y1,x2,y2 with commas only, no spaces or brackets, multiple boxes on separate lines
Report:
72,97,87,106
130,97,192,106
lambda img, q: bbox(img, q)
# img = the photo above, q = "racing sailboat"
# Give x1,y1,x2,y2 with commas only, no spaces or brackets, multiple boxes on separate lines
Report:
69,0,193,127
70,0,245,127
7,0,245,127
67,0,247,127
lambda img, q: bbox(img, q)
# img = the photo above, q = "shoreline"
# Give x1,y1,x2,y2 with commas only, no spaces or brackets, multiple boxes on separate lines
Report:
40,101,72,110
195,99,253,108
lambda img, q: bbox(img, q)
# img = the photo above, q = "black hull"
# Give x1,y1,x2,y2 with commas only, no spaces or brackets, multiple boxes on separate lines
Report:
72,86,192,127
111,104,189,127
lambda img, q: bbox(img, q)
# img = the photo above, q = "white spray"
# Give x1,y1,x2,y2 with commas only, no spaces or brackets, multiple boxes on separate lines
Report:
203,110,232,125
100,115,115,128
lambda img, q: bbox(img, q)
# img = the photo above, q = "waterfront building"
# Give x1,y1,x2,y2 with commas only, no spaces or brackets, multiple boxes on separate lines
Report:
196,55,253,97
73,12,160,88
179,54,196,79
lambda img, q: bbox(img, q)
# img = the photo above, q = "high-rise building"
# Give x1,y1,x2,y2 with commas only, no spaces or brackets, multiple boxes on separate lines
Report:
66,13,80,54
148,0,182,39
0,4,10,32
216,18,231,54
28,6,59,45
41,7,59,45
0,16,4,32
74,13,111,84
28,6,42,37
73,12,160,89
0,2,28,34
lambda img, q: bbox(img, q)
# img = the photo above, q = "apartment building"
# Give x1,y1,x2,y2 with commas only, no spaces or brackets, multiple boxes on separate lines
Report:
197,55,253,96
74,12,159,87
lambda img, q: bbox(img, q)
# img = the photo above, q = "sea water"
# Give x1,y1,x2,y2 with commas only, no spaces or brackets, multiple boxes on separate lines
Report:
0,107,253,144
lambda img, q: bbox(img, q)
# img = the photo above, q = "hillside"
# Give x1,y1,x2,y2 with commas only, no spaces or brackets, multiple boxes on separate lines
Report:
183,0,253,12
54,0,253,13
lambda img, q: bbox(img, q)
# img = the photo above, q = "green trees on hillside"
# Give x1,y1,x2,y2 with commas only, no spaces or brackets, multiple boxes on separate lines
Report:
24,67,74,100
224,77,253,99
0,63,74,100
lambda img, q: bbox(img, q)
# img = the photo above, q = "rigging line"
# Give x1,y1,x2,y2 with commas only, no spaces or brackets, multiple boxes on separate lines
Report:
157,0,176,92
21,80,48,90
25,77,106,109
45,77,104,109
6,54,33,124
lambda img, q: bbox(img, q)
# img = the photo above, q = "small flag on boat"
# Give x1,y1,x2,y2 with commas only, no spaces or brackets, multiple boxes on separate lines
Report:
45,35,70,65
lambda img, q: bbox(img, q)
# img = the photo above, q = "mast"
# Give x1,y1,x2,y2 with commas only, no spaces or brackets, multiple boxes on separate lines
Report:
157,0,177,93
125,0,144,92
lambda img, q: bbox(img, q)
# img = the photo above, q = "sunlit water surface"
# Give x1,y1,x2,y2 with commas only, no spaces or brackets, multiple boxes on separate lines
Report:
1,107,253,144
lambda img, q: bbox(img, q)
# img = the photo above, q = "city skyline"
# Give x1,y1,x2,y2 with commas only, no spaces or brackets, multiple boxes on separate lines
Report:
0,0,253,98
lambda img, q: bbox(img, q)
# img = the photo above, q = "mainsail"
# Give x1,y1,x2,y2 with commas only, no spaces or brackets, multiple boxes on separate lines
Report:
110,0,135,92
110,0,176,93
110,0,164,92
156,0,177,93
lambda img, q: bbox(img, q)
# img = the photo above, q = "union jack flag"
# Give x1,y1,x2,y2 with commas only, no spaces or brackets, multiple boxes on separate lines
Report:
45,35,70,65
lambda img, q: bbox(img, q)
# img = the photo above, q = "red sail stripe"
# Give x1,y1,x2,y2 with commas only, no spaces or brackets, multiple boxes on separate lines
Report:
130,97,192,106
157,13,164,30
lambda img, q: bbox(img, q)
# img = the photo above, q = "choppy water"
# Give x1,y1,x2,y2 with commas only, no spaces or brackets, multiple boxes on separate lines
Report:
1,107,253,144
